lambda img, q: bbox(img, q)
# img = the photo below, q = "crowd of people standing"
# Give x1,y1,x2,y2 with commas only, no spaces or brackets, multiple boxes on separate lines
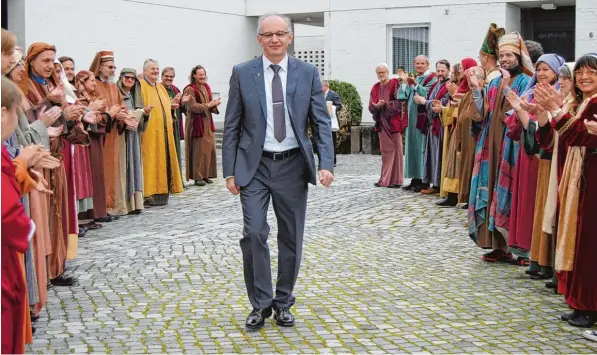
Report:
1,28,221,353
369,23,597,341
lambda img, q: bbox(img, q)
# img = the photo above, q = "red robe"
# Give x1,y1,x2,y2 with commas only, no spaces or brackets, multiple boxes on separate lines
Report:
1,146,31,354
555,97,597,312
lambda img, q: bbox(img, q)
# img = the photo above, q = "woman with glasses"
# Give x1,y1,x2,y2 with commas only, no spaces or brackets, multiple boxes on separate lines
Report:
117,68,152,213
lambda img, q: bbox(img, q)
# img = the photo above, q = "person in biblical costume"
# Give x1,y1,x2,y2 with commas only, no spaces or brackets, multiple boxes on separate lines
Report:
183,65,220,186
437,58,480,207
369,63,404,188
161,66,185,184
140,59,183,205
535,53,597,328
504,53,565,273
399,56,438,192
536,62,576,292
19,42,82,286
118,68,151,213
89,51,137,217
468,32,533,263
1,76,37,354
420,59,452,194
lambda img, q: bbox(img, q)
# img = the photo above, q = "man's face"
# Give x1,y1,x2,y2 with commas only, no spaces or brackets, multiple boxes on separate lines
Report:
499,51,519,70
479,52,488,67
257,16,293,59
144,62,160,83
376,67,389,82
162,70,174,87
62,60,75,81
322,82,329,92
414,57,429,75
100,60,116,79
121,73,136,90
31,50,56,79
436,63,450,80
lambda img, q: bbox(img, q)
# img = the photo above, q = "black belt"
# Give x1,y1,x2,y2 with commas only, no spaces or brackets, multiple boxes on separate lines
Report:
262,148,300,161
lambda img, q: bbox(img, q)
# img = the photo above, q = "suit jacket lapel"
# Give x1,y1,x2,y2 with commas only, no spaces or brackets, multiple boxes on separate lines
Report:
286,57,299,120
252,56,267,122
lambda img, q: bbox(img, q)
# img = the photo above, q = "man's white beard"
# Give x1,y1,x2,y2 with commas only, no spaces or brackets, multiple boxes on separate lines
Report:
107,75,116,83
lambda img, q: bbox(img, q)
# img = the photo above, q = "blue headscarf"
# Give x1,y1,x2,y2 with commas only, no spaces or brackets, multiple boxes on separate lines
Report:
522,53,565,101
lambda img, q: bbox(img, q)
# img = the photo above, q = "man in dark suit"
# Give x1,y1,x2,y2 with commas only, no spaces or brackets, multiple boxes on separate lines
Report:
322,80,342,166
222,13,334,331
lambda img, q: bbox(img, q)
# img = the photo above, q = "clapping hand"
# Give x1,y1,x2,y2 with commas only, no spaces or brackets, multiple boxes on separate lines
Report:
38,106,62,127
467,70,480,90
181,93,192,104
36,154,61,169
505,91,523,112
586,118,597,136
47,85,65,104
414,94,426,105
447,82,458,97
18,145,44,167
89,99,107,112
143,105,154,115
47,126,64,138
30,170,53,195
82,111,101,124
63,104,85,121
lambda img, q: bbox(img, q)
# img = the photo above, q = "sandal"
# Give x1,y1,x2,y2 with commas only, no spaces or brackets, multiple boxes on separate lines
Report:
482,250,512,263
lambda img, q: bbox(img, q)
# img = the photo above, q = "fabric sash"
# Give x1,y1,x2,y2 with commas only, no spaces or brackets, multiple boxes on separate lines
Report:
415,73,437,134
431,81,450,137
184,83,215,138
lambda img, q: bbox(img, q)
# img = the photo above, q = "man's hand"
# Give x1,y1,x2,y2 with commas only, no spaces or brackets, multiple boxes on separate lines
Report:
467,70,480,90
226,177,240,195
36,154,61,169
63,105,85,121
38,106,62,127
376,100,386,108
143,105,154,115
318,169,334,187
447,82,458,97
586,118,597,136
414,94,426,105
47,85,65,104
30,170,53,195
47,126,64,138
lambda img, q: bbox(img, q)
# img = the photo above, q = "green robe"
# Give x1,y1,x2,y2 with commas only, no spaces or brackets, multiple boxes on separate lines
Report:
398,72,437,179
165,85,184,185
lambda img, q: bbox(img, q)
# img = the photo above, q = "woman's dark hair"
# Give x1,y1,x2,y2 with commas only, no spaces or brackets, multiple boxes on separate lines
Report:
452,63,462,84
189,65,205,84
58,56,74,66
572,54,597,103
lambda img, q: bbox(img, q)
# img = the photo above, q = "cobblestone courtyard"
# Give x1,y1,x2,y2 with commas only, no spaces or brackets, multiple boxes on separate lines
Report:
28,154,597,354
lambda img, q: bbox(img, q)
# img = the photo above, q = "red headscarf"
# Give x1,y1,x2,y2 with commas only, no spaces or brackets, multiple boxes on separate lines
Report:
457,58,478,94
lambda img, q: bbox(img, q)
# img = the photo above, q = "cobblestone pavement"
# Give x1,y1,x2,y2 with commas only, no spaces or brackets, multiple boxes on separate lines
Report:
28,154,597,354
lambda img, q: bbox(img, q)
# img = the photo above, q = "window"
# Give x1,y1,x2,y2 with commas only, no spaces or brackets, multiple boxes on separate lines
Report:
390,25,429,74
296,49,325,78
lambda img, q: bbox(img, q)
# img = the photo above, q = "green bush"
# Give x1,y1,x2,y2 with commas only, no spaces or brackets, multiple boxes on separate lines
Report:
328,80,362,126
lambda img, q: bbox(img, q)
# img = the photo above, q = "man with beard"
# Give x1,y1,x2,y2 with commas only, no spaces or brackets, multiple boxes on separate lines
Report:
89,51,137,217
467,32,533,263
398,55,437,192
139,59,183,206
418,59,451,195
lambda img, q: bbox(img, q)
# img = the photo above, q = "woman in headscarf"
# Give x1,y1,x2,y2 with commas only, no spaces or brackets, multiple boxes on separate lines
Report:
535,62,576,292
504,53,565,267
117,68,152,213
535,53,597,328
437,58,478,207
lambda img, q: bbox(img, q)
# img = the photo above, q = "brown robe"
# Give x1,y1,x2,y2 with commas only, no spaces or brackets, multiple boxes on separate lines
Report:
183,84,217,182
95,80,128,216
454,92,480,203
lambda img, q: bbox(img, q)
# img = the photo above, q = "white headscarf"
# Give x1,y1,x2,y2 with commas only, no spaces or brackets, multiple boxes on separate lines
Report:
54,57,78,104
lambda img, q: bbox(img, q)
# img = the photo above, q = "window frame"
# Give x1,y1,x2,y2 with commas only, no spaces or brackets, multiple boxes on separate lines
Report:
387,23,431,75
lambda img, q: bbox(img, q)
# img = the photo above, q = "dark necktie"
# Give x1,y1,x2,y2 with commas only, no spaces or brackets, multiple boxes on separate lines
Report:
270,64,286,143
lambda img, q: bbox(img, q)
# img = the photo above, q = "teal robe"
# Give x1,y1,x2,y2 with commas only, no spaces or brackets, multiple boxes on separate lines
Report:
398,73,438,179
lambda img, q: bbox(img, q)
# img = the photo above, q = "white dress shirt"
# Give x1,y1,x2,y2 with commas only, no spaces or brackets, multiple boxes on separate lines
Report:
262,54,298,152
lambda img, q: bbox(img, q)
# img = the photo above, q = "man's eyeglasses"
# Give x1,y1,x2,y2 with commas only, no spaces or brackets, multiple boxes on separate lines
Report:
122,75,136,80
259,31,290,39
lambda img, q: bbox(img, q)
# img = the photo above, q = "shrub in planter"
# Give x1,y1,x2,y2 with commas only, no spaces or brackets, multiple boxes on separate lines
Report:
329,80,362,154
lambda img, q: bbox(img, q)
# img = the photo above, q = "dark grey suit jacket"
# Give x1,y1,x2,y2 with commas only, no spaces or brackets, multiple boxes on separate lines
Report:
325,89,343,113
222,55,334,187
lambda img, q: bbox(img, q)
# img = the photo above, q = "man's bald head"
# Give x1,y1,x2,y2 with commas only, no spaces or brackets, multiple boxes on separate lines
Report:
414,55,430,75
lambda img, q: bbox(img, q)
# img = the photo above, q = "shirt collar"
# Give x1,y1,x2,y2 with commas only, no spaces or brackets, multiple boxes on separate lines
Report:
263,54,289,73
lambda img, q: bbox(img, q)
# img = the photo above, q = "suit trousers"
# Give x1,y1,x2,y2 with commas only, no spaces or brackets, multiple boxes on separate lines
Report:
240,153,309,309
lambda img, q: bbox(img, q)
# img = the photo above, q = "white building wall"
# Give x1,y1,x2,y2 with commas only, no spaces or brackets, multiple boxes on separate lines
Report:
325,3,508,123
19,0,260,124
294,24,325,52
505,3,522,33
576,0,597,57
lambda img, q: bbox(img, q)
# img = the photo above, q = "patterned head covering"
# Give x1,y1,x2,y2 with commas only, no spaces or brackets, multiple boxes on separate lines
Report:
89,50,115,77
480,23,505,57
522,53,565,100
117,68,145,110
498,32,534,76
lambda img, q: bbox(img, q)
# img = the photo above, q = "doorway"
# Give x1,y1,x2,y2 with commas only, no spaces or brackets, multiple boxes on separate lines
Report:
521,6,575,61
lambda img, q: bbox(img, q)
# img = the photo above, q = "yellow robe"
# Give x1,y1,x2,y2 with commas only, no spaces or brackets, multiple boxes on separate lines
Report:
140,79,184,198
439,106,459,197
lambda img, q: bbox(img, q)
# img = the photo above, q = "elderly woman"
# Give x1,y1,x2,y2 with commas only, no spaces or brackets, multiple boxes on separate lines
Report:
369,63,404,188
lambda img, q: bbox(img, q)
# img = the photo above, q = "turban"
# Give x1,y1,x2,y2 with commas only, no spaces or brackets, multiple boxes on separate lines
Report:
480,23,505,57
498,32,534,77
89,50,115,77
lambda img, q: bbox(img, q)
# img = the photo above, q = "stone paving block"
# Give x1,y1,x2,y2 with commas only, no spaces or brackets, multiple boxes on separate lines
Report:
26,154,596,354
